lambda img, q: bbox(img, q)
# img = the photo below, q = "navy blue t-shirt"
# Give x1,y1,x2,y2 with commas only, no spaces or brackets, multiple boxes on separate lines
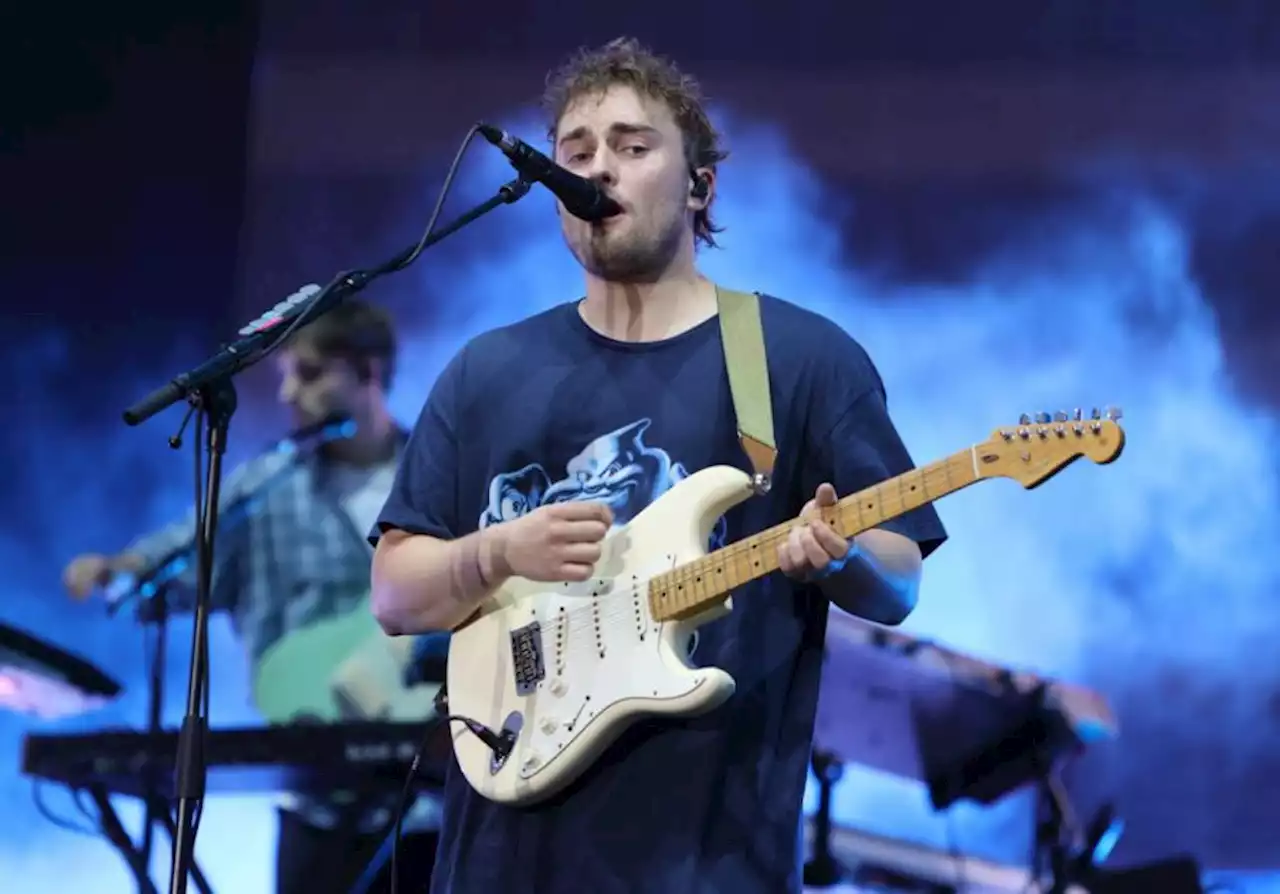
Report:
373,293,947,894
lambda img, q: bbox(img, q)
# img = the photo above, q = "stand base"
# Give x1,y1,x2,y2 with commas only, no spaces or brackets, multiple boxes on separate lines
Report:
801,854,845,888
803,748,847,889
82,784,213,894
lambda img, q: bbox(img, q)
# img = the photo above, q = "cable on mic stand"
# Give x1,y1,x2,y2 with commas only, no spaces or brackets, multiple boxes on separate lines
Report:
119,122,534,894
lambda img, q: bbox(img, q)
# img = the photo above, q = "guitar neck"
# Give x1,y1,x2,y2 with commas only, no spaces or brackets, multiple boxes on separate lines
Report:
648,448,979,622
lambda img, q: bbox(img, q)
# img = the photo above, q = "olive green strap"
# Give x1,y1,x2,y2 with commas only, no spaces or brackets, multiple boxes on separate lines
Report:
716,286,777,490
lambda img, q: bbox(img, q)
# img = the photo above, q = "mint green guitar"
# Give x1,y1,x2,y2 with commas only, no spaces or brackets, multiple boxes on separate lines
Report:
251,596,440,725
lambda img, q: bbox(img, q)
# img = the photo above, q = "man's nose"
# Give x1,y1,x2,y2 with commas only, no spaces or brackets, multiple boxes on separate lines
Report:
584,151,618,188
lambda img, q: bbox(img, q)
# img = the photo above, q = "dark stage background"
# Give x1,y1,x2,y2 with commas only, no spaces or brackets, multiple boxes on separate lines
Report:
3,2,1279,892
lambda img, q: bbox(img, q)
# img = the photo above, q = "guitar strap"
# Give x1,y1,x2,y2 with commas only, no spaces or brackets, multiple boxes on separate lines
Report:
715,286,777,494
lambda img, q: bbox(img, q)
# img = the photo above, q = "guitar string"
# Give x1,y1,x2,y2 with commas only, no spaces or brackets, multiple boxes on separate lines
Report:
541,458,972,634
539,427,1108,628
534,582,656,646
652,457,968,593
538,589,664,674
651,422,1106,597
516,429,1108,690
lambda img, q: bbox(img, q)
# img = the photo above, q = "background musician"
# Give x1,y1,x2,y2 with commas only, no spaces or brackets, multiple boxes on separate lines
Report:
60,300,439,894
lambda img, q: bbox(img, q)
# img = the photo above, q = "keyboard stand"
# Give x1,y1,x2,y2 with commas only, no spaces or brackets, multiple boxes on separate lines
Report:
348,793,420,894
80,782,214,894
20,719,450,893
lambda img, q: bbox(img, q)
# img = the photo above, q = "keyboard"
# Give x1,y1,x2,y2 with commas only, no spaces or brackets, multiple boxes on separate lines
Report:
21,719,451,799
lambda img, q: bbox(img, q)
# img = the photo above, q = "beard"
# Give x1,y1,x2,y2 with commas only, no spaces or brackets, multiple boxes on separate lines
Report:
569,212,684,283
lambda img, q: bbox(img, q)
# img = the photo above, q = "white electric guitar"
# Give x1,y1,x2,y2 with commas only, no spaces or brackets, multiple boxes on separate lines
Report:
445,410,1126,805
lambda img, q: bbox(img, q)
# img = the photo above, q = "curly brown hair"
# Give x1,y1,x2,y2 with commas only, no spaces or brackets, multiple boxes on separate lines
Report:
541,37,729,248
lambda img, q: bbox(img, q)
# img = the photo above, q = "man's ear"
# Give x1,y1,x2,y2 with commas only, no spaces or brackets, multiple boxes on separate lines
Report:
689,168,715,210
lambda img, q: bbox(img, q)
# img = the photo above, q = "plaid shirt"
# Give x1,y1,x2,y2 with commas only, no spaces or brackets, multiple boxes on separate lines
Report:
123,443,383,665
118,436,440,833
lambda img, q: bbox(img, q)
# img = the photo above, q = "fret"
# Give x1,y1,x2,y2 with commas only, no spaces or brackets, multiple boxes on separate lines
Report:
649,448,980,622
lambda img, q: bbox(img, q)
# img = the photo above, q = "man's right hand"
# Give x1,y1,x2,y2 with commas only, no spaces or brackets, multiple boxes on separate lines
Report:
62,553,142,600
492,501,614,583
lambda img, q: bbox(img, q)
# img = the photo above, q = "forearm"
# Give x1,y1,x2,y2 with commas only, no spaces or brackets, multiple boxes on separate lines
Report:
820,528,922,626
122,518,197,578
114,458,268,605
101,530,201,611
113,525,243,613
371,528,507,635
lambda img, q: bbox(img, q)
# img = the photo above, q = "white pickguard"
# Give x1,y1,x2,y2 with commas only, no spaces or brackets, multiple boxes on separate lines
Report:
447,464,754,805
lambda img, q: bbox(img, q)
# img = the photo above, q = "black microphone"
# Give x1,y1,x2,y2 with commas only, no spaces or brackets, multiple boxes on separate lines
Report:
477,123,623,222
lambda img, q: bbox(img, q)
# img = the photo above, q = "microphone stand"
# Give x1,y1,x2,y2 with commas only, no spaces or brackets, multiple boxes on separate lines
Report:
135,584,216,894
120,173,532,894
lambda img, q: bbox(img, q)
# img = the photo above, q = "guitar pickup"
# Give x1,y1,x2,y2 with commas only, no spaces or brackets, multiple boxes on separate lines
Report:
510,622,546,696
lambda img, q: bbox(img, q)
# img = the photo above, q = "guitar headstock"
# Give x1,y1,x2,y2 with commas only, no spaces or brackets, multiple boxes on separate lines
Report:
975,407,1125,489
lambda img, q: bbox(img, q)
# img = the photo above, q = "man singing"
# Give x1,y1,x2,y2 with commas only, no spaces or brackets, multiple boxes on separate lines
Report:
63,301,440,894
369,38,948,894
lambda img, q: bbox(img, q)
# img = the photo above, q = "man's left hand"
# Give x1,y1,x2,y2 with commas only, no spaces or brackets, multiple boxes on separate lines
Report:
777,482,853,582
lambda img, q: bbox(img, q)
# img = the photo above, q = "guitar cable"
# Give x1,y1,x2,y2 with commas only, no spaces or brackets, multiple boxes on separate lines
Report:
386,684,516,894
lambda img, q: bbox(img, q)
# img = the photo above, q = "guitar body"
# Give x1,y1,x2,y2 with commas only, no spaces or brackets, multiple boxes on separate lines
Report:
447,465,756,805
253,596,440,725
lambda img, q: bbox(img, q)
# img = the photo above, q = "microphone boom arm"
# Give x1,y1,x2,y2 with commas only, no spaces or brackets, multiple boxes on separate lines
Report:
122,176,533,428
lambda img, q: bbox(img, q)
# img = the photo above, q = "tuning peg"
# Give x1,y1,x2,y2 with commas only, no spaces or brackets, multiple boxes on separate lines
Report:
1019,413,1032,425
1072,408,1083,421
1090,408,1102,420
1105,406,1123,420
1034,412,1052,424
1053,411,1068,422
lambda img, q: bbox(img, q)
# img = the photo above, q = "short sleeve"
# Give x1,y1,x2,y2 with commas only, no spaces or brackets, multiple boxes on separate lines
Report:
369,349,465,547
807,341,948,561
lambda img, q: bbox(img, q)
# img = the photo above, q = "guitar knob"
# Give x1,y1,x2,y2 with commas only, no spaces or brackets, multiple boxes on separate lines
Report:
539,717,559,734
548,678,567,697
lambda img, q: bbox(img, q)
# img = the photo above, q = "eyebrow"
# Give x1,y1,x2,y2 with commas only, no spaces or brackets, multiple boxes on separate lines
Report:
557,122,660,147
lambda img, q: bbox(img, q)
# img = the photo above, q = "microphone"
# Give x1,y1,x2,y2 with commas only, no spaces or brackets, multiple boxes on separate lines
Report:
477,123,623,222
273,413,357,455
